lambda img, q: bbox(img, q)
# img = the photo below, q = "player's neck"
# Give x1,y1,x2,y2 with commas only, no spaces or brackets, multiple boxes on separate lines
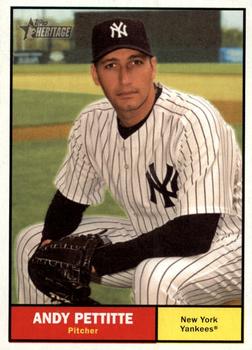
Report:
117,84,157,128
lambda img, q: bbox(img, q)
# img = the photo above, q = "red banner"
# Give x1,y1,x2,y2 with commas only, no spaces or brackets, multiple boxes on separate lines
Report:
11,306,156,341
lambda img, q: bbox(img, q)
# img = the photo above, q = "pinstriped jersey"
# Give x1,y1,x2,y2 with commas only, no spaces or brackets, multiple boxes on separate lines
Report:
55,83,242,241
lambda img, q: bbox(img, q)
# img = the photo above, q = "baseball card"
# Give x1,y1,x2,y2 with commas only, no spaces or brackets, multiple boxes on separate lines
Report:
1,0,252,349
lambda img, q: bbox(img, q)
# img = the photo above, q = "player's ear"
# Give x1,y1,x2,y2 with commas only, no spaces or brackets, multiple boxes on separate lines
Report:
150,56,157,80
91,64,100,86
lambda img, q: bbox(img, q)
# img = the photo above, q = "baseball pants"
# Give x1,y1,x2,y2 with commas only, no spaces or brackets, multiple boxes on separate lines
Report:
16,216,242,305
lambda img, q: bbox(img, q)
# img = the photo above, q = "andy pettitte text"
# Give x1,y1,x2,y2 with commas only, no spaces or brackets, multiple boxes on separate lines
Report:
33,312,134,325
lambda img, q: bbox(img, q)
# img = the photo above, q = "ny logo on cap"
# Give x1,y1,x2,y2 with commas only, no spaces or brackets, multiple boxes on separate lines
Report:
110,21,128,38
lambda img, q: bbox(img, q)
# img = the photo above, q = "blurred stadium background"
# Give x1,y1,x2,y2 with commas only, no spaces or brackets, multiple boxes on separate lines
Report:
12,9,243,304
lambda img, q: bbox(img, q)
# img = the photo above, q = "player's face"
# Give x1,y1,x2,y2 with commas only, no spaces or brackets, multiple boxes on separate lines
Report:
91,48,157,127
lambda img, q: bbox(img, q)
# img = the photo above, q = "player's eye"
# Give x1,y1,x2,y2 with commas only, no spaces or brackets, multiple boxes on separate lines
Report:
129,58,144,67
104,62,117,70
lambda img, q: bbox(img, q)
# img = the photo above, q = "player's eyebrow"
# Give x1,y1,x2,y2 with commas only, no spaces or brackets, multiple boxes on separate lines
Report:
128,54,147,60
98,53,147,65
99,57,119,65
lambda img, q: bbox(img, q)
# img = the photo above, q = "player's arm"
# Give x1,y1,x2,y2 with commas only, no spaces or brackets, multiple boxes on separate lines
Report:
92,104,225,276
92,213,220,276
41,191,219,275
41,113,102,243
42,190,89,241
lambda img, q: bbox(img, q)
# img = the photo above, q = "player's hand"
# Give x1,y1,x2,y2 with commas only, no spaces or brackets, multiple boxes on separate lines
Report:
40,239,96,273
40,239,52,247
28,234,104,305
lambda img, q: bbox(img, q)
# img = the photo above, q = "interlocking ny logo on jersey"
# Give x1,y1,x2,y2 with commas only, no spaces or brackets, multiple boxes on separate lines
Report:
110,22,128,38
146,163,178,208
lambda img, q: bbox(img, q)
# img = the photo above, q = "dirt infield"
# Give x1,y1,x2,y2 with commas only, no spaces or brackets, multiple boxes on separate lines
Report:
214,100,242,124
13,123,71,142
13,65,242,143
13,100,242,142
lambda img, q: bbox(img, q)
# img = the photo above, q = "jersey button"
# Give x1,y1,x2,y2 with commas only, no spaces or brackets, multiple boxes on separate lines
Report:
124,164,129,169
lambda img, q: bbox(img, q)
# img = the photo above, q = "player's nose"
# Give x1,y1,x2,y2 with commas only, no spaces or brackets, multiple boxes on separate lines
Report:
118,66,131,85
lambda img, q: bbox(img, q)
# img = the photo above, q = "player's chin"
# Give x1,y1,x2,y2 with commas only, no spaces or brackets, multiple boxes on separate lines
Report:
115,98,144,113
116,96,137,107
116,104,140,115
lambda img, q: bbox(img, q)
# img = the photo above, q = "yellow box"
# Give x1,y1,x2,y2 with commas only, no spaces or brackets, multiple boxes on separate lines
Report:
158,307,242,341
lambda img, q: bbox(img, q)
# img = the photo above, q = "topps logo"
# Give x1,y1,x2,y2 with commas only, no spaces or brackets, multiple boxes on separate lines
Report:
20,18,72,40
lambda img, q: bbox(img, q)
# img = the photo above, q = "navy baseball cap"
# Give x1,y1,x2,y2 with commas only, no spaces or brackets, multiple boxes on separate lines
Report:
92,18,153,63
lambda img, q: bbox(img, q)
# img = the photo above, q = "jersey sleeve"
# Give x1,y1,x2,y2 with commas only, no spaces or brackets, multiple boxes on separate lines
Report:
175,101,240,217
54,114,105,205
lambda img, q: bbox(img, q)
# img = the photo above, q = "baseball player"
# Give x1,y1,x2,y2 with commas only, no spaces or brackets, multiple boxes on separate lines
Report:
16,18,242,305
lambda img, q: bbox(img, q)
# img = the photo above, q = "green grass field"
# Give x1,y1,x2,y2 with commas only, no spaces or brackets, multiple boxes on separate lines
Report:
13,62,242,127
12,138,129,304
13,62,242,75
13,90,102,126
12,63,243,304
